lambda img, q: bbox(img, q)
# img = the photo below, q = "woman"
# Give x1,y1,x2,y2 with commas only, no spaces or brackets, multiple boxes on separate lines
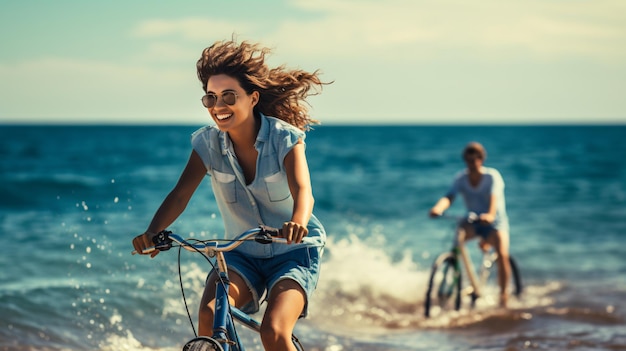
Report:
132,38,328,350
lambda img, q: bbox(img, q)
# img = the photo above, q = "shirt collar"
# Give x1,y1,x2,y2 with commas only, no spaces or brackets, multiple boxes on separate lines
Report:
220,113,269,155
255,113,270,146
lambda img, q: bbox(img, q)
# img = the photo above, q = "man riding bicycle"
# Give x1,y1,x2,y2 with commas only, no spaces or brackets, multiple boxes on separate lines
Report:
429,142,512,307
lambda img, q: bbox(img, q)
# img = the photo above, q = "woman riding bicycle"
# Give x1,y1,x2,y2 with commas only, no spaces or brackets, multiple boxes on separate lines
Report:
132,37,328,351
429,142,512,307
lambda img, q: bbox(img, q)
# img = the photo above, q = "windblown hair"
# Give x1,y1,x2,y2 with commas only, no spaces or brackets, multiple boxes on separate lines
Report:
197,39,329,131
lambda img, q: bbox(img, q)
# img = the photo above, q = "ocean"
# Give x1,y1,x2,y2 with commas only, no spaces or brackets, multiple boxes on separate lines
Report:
1,124,625,351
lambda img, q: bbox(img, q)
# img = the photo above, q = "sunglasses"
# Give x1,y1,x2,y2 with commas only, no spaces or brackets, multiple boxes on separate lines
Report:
201,91,238,108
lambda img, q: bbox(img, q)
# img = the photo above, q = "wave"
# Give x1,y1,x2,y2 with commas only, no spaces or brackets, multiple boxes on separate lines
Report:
3,231,623,351
0,173,106,209
4,172,104,188
150,233,600,336
300,235,566,335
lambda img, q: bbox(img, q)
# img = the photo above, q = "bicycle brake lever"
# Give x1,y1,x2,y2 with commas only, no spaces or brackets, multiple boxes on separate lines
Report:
256,226,281,244
152,230,173,251
255,233,274,244
259,225,280,236
467,212,478,223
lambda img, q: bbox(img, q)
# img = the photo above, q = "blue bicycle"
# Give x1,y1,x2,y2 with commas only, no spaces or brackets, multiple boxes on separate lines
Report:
135,226,319,351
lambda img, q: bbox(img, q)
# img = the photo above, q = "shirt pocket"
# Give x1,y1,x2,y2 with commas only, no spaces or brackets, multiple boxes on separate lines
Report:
213,170,237,203
264,172,291,202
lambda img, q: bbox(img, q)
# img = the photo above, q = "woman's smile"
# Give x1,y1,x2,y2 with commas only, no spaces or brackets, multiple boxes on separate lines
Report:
215,113,233,121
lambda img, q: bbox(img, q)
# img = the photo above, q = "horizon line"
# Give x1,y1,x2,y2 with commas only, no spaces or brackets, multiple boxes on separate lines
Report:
2,121,625,127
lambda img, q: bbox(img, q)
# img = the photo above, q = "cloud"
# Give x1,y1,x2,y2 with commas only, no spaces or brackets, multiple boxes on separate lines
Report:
1,0,625,124
128,18,256,65
125,1,626,64
268,0,626,63
131,18,253,41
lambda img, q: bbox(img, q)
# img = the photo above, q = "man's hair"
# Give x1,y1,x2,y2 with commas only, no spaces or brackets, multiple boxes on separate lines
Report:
463,141,487,160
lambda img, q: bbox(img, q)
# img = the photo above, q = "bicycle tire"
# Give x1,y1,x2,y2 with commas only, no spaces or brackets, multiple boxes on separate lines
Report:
424,252,462,318
182,336,224,351
480,254,523,302
509,256,523,297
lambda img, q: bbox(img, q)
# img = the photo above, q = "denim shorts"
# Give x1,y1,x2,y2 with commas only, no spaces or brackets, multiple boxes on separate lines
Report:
211,246,321,318
470,221,497,239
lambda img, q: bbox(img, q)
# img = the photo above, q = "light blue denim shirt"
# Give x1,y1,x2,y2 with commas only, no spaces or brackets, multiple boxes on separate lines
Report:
191,113,326,258
446,166,509,232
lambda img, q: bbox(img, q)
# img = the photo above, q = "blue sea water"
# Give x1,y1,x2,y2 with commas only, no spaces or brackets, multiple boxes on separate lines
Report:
1,124,625,351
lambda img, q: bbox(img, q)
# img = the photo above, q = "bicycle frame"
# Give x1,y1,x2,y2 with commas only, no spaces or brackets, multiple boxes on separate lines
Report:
138,227,312,351
424,214,493,317
210,252,281,351
211,267,242,351
456,235,484,300
441,214,484,300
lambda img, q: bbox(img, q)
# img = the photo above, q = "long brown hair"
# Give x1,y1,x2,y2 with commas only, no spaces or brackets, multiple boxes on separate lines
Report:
197,39,330,131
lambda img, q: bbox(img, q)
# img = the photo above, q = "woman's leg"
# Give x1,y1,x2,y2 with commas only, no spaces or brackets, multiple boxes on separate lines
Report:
198,271,253,336
260,279,306,351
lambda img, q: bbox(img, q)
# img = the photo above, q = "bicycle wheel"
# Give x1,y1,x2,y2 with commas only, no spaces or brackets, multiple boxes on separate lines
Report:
183,336,224,351
479,254,523,301
424,252,462,318
509,256,523,297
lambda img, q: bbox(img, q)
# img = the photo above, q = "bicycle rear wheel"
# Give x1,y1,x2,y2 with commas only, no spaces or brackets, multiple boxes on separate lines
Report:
479,254,523,302
424,252,462,318
509,256,523,297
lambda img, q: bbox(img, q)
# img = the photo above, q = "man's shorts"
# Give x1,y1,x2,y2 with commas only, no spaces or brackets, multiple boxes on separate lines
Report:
209,246,321,318
469,221,497,239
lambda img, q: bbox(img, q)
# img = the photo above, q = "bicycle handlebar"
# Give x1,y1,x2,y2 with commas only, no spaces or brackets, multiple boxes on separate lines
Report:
434,211,478,223
132,226,319,255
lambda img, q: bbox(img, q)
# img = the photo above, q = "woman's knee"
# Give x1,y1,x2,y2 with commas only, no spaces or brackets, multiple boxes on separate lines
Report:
259,318,291,346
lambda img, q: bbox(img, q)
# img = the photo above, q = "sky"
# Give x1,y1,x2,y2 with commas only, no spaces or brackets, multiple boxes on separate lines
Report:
1,0,625,125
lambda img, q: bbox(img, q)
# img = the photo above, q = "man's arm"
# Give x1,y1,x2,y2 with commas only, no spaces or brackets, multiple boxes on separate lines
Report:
429,195,454,217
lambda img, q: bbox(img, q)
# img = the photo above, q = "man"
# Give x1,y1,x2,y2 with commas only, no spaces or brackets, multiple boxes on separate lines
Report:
429,142,511,307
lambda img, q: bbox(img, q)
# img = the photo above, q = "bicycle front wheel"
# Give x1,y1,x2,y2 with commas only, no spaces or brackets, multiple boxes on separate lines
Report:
424,252,462,318
183,336,224,351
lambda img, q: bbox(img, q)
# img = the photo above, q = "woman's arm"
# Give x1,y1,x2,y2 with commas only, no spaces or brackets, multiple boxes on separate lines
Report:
282,140,313,243
132,150,207,256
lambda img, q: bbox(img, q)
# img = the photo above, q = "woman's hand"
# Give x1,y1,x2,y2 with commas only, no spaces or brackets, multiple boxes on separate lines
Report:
132,231,160,258
281,221,308,244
